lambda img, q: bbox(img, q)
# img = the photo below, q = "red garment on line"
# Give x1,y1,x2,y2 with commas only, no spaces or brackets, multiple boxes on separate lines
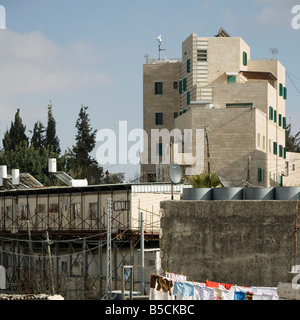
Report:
205,280,234,291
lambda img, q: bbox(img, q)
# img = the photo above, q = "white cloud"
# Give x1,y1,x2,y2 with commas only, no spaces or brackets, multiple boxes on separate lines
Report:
252,0,297,27
0,29,113,95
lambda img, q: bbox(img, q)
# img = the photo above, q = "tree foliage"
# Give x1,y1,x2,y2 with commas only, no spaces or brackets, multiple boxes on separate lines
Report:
188,172,221,188
45,102,61,155
2,109,28,151
286,123,300,153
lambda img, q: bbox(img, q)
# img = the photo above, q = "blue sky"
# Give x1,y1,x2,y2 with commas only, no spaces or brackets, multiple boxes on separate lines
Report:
0,0,299,180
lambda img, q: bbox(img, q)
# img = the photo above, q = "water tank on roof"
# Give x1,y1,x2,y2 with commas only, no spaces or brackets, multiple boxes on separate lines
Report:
212,187,243,200
48,158,57,173
12,169,20,185
275,187,300,200
0,165,7,178
244,187,275,200
183,188,212,200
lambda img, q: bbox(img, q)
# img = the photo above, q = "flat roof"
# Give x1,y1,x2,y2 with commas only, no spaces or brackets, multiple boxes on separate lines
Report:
240,71,277,81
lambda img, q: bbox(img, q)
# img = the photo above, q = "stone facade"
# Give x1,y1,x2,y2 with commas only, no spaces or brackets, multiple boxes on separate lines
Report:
142,32,294,187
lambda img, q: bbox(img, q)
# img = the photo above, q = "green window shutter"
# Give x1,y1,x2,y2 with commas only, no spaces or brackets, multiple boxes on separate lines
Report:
227,76,236,83
187,59,191,73
269,106,273,120
273,142,277,155
284,147,286,159
279,175,283,187
159,143,163,156
258,168,262,182
279,83,283,96
279,145,283,157
243,52,247,66
179,80,183,94
283,117,286,129
283,87,287,100
183,78,187,91
187,92,190,105
273,110,276,123
279,114,282,127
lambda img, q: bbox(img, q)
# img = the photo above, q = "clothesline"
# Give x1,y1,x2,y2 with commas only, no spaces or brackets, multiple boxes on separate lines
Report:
149,273,279,300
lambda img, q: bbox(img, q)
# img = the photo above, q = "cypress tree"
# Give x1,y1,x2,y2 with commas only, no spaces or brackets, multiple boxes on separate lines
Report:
45,102,61,155
31,120,46,152
2,108,28,151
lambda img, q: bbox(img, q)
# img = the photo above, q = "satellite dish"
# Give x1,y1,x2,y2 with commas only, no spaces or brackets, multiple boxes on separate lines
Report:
169,163,182,184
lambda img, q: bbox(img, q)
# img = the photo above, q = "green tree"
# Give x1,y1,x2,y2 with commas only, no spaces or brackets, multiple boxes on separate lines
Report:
286,123,300,153
70,105,103,184
30,120,46,152
188,172,221,188
45,102,61,155
2,109,28,151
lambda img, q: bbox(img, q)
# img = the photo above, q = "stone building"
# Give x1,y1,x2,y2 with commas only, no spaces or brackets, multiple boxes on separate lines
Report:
141,29,294,187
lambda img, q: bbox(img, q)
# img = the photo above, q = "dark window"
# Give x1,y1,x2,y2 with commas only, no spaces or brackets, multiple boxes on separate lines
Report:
155,82,163,94
173,82,178,89
197,50,207,61
187,59,191,73
179,80,183,94
279,83,283,96
269,106,273,120
283,87,287,100
243,52,247,66
183,78,187,91
174,112,178,118
187,92,190,105
155,112,163,125
258,168,262,182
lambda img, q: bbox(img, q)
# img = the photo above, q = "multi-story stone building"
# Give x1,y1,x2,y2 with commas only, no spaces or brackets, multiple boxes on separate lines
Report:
142,29,291,187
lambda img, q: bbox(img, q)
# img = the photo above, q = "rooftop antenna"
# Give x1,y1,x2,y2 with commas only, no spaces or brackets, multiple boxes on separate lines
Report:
269,48,278,60
157,35,165,61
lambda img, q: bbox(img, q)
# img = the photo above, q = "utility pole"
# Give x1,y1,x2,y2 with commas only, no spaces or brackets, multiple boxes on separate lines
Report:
46,231,55,295
205,126,212,188
105,198,112,299
140,212,145,295
294,199,299,272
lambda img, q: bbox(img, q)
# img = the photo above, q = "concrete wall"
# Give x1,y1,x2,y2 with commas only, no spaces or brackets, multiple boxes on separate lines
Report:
160,200,297,287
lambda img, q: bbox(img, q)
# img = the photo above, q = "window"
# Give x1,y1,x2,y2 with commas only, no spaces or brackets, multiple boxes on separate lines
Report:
285,162,289,177
279,83,283,96
173,81,178,89
179,80,183,94
243,52,247,66
226,103,253,108
114,200,130,211
257,133,260,148
283,117,286,129
49,203,58,213
197,50,207,61
71,203,80,219
284,147,286,159
174,112,178,118
157,143,163,156
273,142,277,155
89,202,97,219
227,76,236,83
183,78,187,91
279,114,282,127
187,59,191,73
279,145,283,157
187,92,190,105
283,87,287,100
279,175,283,187
155,112,163,125
273,110,277,123
155,82,163,94
258,168,262,182
269,106,273,120
35,204,46,213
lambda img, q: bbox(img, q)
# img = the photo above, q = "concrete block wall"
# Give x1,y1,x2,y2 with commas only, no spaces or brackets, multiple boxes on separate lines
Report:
160,200,297,287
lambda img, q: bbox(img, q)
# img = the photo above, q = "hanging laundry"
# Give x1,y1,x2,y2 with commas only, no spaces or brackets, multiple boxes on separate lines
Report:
234,291,247,300
173,281,195,300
